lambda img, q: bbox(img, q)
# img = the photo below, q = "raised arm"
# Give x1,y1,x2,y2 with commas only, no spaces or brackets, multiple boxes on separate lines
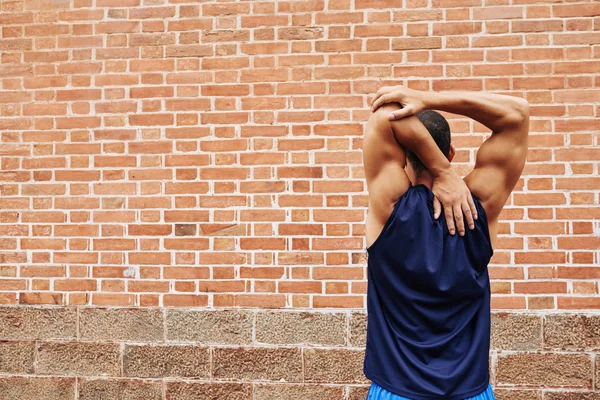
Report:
428,91,530,220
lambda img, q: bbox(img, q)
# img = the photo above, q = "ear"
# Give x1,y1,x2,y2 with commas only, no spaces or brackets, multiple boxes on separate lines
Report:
448,144,456,162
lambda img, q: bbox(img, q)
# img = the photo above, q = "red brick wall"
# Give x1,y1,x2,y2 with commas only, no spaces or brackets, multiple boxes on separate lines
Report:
0,0,599,398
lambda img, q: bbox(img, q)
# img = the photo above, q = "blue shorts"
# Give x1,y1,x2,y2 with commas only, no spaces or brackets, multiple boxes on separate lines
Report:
367,383,496,400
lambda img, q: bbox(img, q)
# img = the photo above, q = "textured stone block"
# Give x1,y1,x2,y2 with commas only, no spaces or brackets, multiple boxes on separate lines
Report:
80,308,164,342
0,307,76,340
255,384,345,399
0,377,75,400
123,344,210,378
350,312,367,347
494,389,542,400
597,356,600,389
545,315,600,350
544,393,600,400
255,311,345,346
0,341,35,374
166,382,253,400
36,342,121,376
166,310,252,344
496,353,592,388
79,378,162,400
304,349,367,383
213,347,302,382
491,313,542,351
348,386,371,400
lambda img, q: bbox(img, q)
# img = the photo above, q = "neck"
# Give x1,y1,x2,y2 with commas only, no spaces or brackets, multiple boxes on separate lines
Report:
413,171,434,189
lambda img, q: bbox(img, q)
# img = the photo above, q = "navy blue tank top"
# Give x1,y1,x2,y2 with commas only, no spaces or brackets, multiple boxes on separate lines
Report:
364,183,494,400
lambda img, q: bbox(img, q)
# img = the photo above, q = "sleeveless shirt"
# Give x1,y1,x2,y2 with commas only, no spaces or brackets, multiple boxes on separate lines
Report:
364,183,494,400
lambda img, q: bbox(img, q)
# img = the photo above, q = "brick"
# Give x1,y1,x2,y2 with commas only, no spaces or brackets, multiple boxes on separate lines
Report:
79,379,162,400
514,282,566,294
349,387,372,400
130,6,175,19
166,382,252,400
255,384,345,399
432,0,479,6
304,349,367,383
278,27,324,40
202,3,250,16
544,393,600,400
36,342,120,376
555,33,600,46
314,295,364,308
473,6,523,20
496,353,592,387
355,24,404,37
213,347,302,381
163,294,208,307
123,345,210,378
166,310,253,344
392,37,442,50
0,377,75,400
513,20,563,33
315,12,363,24
79,308,164,342
355,0,401,8
545,315,600,350
494,390,541,400
553,4,600,18
255,311,346,346
491,313,542,351
0,307,76,340
433,22,482,35
0,341,35,374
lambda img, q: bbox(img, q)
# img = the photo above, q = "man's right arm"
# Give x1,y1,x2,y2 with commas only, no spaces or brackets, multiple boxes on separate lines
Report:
428,91,530,220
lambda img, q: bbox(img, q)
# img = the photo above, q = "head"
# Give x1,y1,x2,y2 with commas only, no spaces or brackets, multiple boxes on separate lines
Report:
405,110,455,181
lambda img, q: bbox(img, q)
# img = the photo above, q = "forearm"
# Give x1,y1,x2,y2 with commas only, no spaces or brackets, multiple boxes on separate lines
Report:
389,115,451,177
427,91,528,133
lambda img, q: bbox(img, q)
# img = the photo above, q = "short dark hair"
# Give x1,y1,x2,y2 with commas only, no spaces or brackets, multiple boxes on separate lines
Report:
406,110,451,175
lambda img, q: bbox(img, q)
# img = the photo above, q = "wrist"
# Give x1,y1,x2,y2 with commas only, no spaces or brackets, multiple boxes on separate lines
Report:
425,91,445,110
429,161,453,178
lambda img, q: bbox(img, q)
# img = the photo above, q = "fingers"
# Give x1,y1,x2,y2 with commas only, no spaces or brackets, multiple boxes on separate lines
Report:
371,93,394,112
467,194,478,221
370,93,383,111
433,197,442,220
462,199,475,231
388,106,413,121
370,87,392,110
453,203,465,236
444,204,456,236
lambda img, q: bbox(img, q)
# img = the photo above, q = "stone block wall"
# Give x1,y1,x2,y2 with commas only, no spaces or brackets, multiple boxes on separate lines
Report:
1,308,600,398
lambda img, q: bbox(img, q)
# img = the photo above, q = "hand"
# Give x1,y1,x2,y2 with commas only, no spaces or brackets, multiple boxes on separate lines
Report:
371,85,428,120
431,169,477,236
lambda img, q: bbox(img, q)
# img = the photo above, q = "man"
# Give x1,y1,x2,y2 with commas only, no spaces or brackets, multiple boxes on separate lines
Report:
362,86,529,400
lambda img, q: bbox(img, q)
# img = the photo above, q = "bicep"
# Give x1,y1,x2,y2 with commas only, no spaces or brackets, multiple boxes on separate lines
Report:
465,125,529,219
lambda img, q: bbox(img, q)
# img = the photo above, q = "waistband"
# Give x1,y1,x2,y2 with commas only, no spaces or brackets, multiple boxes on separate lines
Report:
367,382,496,400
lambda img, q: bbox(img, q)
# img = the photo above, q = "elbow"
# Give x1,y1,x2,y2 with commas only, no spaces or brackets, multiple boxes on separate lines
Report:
506,98,529,127
370,103,400,122
514,98,530,121
368,103,400,130
366,104,397,140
